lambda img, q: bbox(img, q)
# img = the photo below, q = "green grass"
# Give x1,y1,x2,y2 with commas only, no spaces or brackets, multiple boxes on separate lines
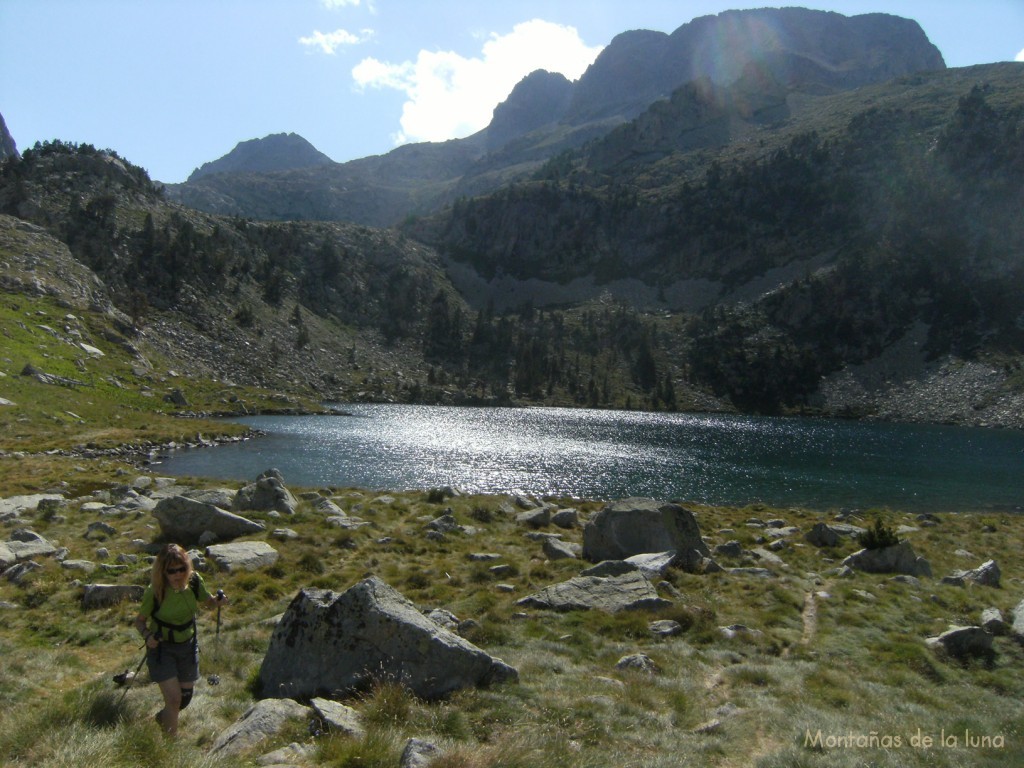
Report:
1,447,1022,767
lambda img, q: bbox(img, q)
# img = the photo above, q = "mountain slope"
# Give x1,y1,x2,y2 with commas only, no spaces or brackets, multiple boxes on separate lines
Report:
411,62,1024,417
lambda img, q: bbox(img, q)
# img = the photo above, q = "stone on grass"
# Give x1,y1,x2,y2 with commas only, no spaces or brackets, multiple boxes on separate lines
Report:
1011,599,1024,640
616,653,658,673
542,537,579,560
311,698,365,738
516,506,551,528
206,541,279,572
926,626,993,659
211,698,311,756
948,560,1001,588
582,497,708,564
153,495,264,543
551,508,578,529
842,542,931,577
256,742,311,766
980,608,1006,635
516,570,672,613
3,535,58,564
82,583,144,609
649,619,683,638
805,523,840,547
258,577,517,701
232,469,297,515
400,738,443,768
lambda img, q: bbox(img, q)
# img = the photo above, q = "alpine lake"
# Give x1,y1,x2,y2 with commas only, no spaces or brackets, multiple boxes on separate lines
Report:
156,404,1023,514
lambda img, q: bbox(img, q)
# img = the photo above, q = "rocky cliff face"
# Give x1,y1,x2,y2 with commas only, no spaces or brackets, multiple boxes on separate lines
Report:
565,8,945,124
0,112,19,162
486,70,574,152
186,132,333,182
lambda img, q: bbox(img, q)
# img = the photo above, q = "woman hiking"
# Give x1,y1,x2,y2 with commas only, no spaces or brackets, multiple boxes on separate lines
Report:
134,543,228,736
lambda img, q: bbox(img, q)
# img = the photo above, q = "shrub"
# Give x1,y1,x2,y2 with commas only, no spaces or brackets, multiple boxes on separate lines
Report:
858,517,899,550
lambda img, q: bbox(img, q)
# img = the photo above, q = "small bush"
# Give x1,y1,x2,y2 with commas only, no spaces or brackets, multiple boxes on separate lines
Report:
426,488,449,504
858,518,899,550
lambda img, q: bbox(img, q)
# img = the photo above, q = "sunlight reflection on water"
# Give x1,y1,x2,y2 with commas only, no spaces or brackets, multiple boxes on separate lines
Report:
157,404,1024,512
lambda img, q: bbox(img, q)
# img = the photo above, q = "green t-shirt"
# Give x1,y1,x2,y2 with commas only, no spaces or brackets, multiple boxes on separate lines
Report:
139,573,212,643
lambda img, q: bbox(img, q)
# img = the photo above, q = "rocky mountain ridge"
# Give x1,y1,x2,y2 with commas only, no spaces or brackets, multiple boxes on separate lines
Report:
165,7,944,226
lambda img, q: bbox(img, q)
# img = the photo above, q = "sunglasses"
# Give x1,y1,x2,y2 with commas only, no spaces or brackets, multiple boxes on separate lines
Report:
165,566,187,575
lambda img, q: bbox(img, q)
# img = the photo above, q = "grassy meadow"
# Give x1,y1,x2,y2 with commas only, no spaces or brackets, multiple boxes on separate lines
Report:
1,289,1022,767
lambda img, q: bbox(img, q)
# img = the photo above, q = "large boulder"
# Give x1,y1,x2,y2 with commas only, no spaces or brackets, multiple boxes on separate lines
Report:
582,498,707,563
232,468,297,515
516,570,672,613
842,542,931,577
258,577,518,701
153,496,264,543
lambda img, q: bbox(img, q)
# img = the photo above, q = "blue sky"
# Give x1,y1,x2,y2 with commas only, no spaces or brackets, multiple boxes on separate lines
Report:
2,0,1022,183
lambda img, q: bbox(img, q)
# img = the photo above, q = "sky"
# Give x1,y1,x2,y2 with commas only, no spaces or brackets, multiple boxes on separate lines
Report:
1,1,1022,184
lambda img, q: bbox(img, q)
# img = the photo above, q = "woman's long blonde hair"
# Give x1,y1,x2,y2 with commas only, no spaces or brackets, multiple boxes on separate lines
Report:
151,543,193,605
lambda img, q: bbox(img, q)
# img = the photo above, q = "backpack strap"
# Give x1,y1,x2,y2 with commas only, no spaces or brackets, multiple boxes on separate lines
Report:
151,574,201,645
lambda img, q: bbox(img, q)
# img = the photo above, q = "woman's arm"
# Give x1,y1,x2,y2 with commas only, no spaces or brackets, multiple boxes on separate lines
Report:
134,613,158,648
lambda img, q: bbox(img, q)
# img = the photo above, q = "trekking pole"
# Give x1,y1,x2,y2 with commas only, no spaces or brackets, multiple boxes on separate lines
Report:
115,646,148,705
207,590,226,686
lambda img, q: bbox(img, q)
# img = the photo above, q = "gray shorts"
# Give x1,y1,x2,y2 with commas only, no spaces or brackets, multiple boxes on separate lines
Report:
146,639,199,684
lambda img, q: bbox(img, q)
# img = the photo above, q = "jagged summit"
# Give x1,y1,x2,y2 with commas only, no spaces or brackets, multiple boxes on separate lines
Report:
564,7,945,123
186,132,333,182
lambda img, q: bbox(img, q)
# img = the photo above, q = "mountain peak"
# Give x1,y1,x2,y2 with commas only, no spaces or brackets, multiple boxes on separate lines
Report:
486,70,575,151
187,132,333,182
565,7,944,124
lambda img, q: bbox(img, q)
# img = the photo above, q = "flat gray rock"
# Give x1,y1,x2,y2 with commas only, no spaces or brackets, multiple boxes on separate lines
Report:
206,541,279,572
211,698,311,756
516,570,672,613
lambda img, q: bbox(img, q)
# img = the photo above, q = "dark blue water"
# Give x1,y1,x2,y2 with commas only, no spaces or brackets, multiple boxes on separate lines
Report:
158,405,1024,512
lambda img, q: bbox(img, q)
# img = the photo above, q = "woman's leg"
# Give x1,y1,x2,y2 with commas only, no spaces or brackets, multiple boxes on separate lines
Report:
156,677,182,735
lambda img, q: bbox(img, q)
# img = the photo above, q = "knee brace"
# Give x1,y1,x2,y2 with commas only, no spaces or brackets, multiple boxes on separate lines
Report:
179,688,193,711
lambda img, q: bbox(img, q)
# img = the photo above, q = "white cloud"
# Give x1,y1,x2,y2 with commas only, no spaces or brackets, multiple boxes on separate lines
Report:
352,19,603,144
299,28,372,55
321,0,376,12
1016,47,1024,62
